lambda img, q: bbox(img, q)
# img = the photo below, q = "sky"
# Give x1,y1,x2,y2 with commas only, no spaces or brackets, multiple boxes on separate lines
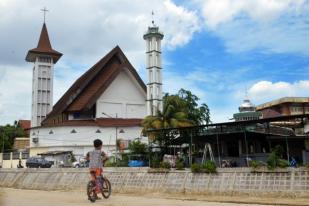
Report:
0,0,308,125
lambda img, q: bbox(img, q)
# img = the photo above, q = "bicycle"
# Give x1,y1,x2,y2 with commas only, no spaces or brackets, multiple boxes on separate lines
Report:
87,175,112,202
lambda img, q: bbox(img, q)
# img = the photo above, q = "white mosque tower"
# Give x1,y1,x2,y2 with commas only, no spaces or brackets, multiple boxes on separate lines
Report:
26,10,62,127
143,13,164,116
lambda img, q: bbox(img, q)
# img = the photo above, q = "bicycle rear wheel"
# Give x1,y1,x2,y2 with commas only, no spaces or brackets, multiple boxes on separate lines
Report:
101,177,111,199
87,181,96,202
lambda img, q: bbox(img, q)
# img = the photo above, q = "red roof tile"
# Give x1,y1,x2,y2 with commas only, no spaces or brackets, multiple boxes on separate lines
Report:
26,23,62,63
18,120,31,130
39,118,142,128
260,109,282,119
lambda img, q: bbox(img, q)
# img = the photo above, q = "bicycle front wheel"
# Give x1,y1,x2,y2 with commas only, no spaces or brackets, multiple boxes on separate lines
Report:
87,181,96,202
101,177,111,199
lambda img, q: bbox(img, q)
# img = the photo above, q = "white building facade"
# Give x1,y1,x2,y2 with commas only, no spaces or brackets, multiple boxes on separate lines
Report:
29,46,147,158
28,21,165,159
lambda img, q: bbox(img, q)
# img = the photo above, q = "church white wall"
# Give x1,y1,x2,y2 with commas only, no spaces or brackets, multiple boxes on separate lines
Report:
96,69,146,119
30,125,146,158
31,57,54,127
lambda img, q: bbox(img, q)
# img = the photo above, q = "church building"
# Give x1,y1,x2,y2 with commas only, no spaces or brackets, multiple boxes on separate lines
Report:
27,20,164,159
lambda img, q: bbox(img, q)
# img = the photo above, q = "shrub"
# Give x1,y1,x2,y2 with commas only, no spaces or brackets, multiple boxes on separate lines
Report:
267,153,278,170
277,159,289,168
267,145,285,170
273,145,284,157
201,160,217,173
175,160,184,170
159,161,171,169
191,163,202,173
304,163,309,169
104,160,116,167
150,154,161,168
249,160,261,169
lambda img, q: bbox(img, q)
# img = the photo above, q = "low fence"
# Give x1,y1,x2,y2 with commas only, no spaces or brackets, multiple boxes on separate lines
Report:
1,167,309,197
0,152,29,168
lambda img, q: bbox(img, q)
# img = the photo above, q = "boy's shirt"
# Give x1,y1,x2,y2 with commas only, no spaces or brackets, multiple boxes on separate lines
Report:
87,149,107,169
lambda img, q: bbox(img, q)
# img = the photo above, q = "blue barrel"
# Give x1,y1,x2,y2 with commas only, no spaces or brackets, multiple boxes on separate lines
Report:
128,160,146,167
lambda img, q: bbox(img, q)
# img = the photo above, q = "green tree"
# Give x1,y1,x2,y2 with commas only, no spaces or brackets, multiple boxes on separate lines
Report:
128,140,148,155
142,94,193,140
0,121,25,152
142,89,211,139
177,89,211,125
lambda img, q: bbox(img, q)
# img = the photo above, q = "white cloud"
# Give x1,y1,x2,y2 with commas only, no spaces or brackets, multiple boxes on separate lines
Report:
196,0,309,55
0,0,200,67
0,63,85,125
200,0,304,29
0,65,32,124
163,0,201,48
248,80,309,103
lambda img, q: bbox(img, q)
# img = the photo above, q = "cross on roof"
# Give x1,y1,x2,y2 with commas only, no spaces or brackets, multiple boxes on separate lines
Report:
41,7,49,23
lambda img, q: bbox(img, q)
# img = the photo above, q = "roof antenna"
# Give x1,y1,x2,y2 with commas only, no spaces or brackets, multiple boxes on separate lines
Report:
151,10,155,26
41,7,49,23
245,86,249,100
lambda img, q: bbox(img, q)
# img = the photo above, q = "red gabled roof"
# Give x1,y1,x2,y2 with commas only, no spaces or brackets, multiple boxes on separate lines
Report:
18,120,31,130
39,118,142,128
41,46,146,126
26,23,62,63
261,109,282,119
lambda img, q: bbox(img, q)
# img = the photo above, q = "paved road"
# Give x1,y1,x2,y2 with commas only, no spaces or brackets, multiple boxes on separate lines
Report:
0,188,268,206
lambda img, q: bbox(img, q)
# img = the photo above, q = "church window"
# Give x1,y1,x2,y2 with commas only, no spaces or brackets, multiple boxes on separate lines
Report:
42,71,47,78
39,57,51,63
149,70,153,82
73,112,81,119
149,55,152,67
157,40,161,51
149,41,152,51
156,86,159,98
150,86,153,97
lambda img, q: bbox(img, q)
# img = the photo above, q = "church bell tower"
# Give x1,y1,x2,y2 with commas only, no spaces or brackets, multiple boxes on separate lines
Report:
26,12,62,127
143,16,164,116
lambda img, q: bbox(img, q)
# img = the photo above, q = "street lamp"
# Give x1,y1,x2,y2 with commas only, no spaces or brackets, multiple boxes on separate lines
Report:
1,129,4,167
102,112,125,165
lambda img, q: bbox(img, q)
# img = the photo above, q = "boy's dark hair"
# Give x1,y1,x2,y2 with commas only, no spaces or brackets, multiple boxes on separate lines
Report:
93,139,103,148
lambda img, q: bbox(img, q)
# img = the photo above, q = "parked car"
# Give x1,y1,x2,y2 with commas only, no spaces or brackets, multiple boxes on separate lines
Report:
26,157,53,168
72,158,89,168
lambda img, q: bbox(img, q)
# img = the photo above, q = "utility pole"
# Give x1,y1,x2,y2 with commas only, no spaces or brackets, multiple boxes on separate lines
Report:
115,113,118,165
1,128,4,167
102,112,121,165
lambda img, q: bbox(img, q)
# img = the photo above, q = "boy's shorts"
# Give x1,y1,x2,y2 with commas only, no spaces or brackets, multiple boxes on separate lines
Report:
89,168,102,181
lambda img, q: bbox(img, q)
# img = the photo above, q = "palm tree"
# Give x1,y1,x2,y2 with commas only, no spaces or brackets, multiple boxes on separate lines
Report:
142,94,193,141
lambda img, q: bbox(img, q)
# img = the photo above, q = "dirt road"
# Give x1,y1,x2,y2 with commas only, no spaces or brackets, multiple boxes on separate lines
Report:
0,188,269,206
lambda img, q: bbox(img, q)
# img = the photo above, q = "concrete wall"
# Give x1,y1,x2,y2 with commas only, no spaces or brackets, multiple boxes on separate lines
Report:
1,168,309,197
29,125,146,157
0,152,27,168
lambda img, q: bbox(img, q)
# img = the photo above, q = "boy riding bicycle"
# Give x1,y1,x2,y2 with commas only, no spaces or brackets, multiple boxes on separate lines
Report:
86,139,109,194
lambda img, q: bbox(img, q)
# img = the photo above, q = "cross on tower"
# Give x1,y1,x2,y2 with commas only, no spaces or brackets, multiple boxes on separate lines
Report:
41,7,49,23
